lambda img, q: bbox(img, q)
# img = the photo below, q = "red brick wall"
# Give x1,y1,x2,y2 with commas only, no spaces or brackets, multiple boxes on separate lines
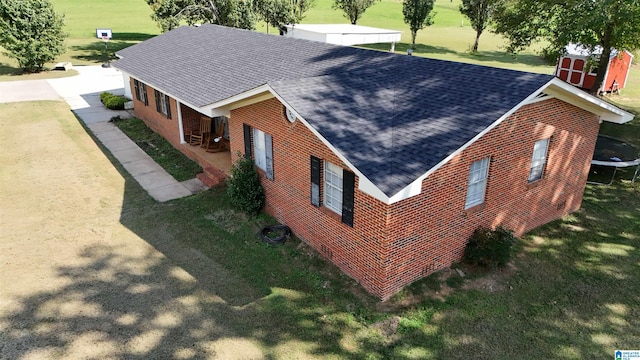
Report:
129,78,180,146
230,98,391,297
383,98,600,297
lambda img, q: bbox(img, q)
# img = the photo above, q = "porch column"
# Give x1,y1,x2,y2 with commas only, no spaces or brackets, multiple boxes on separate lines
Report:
177,100,186,144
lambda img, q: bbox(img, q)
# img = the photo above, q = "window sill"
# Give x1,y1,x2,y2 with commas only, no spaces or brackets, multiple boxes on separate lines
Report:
319,205,342,222
464,202,486,215
526,178,543,190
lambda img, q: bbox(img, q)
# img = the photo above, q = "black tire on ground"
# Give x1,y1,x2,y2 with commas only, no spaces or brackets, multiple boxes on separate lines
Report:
260,225,291,245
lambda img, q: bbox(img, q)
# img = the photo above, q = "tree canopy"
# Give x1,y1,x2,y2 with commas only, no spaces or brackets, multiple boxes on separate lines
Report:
0,0,66,73
147,0,315,33
332,0,379,25
459,0,499,53
493,0,640,94
290,0,316,22
254,0,296,33
402,0,435,49
145,0,257,32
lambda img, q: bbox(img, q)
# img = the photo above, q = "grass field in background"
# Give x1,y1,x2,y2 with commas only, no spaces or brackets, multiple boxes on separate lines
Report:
3,0,636,105
2,0,551,74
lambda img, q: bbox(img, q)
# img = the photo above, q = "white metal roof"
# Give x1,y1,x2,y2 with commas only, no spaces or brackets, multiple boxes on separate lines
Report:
282,24,402,46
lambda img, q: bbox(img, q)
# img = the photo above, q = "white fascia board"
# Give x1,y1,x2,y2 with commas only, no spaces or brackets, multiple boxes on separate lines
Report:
388,81,553,204
210,85,273,109
387,78,632,204
117,71,214,117
544,78,634,123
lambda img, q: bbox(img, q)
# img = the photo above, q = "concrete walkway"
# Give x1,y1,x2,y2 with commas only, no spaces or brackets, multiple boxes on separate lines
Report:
3,65,207,202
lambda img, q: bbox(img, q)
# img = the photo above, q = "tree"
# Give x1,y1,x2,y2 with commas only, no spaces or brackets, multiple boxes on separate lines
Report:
254,0,296,33
333,0,379,25
402,0,435,49
146,0,189,32
0,0,66,73
493,0,640,94
459,0,499,53
146,0,257,32
289,0,315,22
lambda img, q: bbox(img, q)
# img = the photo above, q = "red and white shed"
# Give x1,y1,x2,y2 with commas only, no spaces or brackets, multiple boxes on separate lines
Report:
555,44,634,93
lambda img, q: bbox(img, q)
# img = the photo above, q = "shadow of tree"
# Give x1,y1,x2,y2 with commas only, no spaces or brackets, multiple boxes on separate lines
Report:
359,43,550,68
361,42,457,56
70,40,148,63
457,50,550,67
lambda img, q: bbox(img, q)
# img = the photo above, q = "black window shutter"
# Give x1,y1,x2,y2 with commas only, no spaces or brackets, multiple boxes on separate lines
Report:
310,156,320,207
165,95,172,119
142,84,148,106
265,134,274,180
134,80,140,101
341,170,355,227
243,124,252,159
155,90,161,113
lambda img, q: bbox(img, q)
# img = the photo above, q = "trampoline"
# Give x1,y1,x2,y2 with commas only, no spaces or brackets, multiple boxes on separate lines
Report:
588,135,640,185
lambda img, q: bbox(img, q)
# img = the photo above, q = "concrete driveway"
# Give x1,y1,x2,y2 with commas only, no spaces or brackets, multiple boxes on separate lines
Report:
0,79,61,103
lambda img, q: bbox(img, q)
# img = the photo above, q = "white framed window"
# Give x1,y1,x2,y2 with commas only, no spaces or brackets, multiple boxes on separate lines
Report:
253,128,267,171
465,157,490,209
324,161,343,214
529,138,550,182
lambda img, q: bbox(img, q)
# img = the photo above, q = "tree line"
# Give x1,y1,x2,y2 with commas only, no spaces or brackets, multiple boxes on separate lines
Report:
1,0,639,95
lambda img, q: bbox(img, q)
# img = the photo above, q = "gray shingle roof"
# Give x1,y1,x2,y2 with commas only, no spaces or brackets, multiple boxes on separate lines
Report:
115,24,553,197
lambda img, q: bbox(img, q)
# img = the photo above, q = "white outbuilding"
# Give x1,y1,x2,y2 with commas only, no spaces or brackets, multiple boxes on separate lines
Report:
282,24,402,51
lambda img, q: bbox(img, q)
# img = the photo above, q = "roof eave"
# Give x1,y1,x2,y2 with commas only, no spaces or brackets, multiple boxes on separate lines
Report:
544,78,634,124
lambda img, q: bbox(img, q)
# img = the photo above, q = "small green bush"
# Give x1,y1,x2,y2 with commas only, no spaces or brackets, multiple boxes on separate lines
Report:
464,226,517,268
100,92,127,110
226,153,265,216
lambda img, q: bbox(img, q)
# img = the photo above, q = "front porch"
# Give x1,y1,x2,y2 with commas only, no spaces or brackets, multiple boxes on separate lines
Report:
179,104,233,187
178,141,231,187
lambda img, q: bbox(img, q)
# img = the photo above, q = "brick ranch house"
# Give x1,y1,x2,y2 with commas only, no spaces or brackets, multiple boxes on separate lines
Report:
113,24,633,300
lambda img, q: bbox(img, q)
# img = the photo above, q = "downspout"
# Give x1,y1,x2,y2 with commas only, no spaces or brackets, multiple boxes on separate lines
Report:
177,101,186,144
